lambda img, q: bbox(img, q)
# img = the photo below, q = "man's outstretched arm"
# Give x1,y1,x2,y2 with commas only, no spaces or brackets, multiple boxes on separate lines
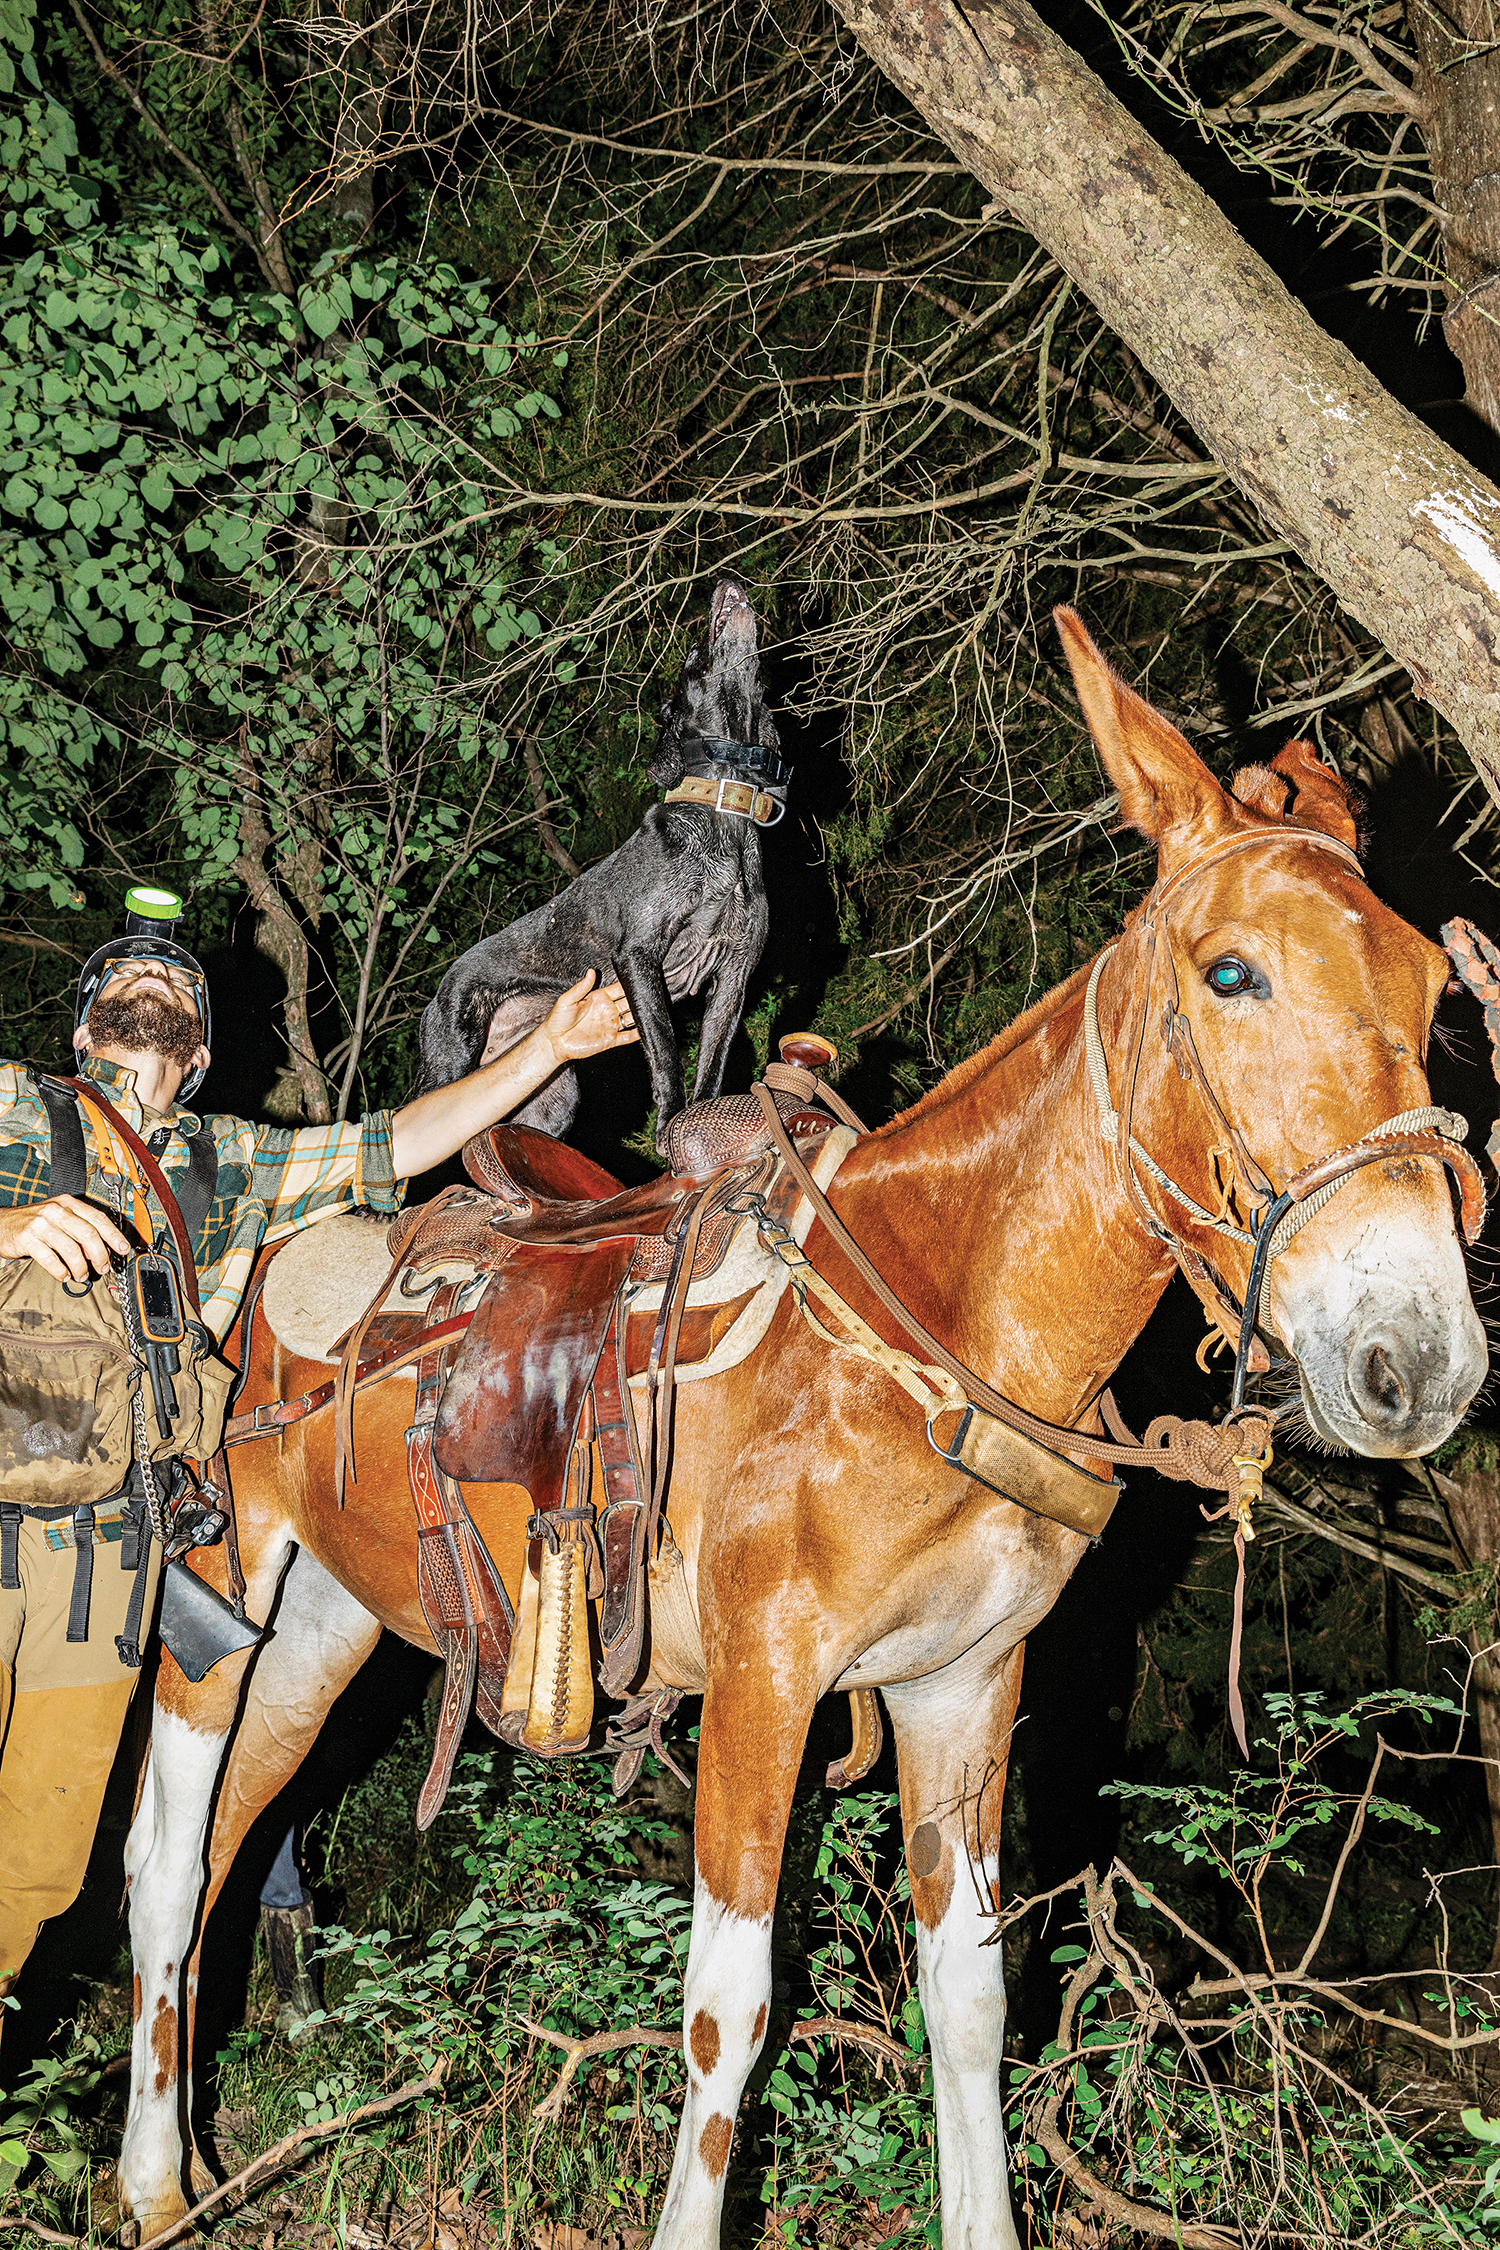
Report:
389,972,638,1180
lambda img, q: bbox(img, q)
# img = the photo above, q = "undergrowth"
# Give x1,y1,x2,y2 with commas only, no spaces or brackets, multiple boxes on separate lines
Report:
6,1696,1500,2244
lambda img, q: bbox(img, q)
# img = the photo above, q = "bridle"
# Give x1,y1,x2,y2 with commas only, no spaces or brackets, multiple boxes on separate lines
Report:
1083,825,1486,1414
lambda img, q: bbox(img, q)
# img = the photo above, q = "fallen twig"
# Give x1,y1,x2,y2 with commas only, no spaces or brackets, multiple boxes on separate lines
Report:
130,2067,444,2250
520,2017,681,2130
0,2220,81,2245
1035,2113,1240,2248
789,2015,922,2073
1031,1925,1239,2248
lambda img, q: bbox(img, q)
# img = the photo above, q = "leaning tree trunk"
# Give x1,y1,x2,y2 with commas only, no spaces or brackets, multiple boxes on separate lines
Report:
829,0,1500,802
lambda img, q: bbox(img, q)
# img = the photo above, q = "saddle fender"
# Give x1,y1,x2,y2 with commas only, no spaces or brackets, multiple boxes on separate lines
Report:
433,1242,636,1502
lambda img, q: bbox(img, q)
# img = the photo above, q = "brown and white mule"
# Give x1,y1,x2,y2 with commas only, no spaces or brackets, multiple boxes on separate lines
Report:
118,615,1486,2250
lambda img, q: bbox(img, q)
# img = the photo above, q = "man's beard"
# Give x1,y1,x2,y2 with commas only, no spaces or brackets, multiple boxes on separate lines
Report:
87,991,202,1071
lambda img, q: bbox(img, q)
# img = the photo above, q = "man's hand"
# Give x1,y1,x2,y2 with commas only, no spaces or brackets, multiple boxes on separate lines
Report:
540,971,640,1066
390,972,641,1180
0,1195,131,1284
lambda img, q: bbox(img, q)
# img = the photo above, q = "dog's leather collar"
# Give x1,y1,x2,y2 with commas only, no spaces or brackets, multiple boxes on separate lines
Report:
664,776,786,826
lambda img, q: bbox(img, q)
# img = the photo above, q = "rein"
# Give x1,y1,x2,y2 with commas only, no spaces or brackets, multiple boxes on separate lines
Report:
749,1082,1272,1505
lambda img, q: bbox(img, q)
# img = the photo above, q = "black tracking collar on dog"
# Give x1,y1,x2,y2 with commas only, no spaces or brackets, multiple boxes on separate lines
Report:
682,736,794,791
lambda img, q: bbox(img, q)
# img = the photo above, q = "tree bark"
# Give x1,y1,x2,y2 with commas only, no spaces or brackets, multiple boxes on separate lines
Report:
1413,0,1500,439
830,0,1500,799
236,747,332,1125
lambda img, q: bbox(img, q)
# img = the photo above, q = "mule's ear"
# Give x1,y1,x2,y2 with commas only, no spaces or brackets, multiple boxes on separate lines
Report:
1230,762,1291,820
1268,738,1360,850
1054,606,1235,855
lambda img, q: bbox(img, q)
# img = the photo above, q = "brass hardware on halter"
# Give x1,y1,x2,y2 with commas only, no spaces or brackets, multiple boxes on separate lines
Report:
1230,1446,1271,1542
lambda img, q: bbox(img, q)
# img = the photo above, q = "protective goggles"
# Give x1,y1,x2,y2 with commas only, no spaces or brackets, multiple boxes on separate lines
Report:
96,955,206,1004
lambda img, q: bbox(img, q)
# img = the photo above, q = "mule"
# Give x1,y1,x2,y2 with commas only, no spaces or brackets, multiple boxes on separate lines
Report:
117,614,1486,2249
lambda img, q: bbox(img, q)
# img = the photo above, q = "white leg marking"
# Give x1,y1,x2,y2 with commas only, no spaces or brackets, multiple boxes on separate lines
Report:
652,1874,773,2250
118,1710,230,2227
917,1854,1021,2250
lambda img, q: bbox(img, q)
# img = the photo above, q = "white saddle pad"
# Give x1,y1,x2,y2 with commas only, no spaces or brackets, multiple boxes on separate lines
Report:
260,1213,478,1365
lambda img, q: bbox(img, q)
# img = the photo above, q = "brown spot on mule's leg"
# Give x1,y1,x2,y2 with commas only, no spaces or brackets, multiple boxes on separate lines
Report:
151,1996,177,2097
753,2003,767,2044
908,1821,941,1879
132,1973,141,2023
699,2113,733,2179
690,2009,721,2076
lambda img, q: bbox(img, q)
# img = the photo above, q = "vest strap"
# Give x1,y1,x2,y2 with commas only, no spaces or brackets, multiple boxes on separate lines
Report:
38,1079,88,1199
66,1506,95,1642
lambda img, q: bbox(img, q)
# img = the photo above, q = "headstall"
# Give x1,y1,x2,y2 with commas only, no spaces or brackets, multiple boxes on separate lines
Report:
1083,826,1486,1414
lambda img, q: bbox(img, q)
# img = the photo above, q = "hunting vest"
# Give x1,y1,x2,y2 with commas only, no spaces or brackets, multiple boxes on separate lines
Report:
0,1081,235,1665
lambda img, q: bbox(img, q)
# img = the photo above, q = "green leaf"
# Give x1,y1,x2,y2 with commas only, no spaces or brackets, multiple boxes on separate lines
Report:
301,288,342,341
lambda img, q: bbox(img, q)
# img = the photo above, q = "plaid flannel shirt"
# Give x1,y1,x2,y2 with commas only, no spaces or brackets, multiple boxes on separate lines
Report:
0,1055,405,1341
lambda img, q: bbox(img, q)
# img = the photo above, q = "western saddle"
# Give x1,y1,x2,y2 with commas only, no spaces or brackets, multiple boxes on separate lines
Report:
295,1037,877,1823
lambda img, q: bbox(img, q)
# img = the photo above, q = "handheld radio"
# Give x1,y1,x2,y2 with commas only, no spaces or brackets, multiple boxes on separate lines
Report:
116,1248,187,1441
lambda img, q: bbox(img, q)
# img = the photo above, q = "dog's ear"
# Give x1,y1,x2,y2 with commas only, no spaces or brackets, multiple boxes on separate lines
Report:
650,703,686,788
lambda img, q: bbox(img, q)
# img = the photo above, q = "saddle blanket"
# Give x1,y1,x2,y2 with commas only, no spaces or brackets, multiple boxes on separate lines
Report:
259,1128,857,1382
260,1212,483,1364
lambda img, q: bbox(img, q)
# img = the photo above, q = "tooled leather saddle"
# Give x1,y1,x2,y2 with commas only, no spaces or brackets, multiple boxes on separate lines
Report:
332,1044,857,1820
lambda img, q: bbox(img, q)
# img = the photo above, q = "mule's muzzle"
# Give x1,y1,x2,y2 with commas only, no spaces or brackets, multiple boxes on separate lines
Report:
1297,1300,1487,1458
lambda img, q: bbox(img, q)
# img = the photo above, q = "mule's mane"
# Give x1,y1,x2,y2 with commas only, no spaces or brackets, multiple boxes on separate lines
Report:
872,956,1096,1140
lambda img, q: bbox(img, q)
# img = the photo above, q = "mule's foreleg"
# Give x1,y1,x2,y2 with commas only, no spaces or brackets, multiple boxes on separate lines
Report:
883,1641,1026,2250
119,1546,379,2237
117,1670,244,2240
652,1630,814,2250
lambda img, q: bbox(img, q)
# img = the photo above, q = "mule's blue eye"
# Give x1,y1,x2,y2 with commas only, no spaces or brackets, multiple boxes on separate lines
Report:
1206,956,1261,997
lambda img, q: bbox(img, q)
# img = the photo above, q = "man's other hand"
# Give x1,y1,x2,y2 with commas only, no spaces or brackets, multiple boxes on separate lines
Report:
542,972,641,1065
0,1196,132,1283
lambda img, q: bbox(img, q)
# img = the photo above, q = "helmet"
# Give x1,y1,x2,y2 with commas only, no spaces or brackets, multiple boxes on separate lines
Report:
75,886,213,1104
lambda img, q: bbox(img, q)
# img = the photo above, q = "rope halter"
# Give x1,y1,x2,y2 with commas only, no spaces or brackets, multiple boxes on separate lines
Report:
1082,826,1485,1412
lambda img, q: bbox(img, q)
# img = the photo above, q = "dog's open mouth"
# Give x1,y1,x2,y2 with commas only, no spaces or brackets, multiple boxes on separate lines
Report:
708,576,754,652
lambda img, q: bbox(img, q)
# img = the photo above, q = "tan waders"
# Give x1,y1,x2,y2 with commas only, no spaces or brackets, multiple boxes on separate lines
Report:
0,1498,161,1996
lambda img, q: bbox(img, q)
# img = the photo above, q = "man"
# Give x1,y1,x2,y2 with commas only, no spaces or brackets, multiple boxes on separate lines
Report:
0,891,637,2009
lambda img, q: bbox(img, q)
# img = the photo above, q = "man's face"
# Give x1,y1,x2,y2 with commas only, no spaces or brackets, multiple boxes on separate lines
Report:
79,959,208,1078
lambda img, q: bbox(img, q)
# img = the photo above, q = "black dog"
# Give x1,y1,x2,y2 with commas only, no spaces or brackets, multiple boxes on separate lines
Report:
415,574,787,1141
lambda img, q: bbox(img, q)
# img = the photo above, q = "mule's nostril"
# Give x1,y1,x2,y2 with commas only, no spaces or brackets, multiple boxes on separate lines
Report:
1362,1342,1409,1417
